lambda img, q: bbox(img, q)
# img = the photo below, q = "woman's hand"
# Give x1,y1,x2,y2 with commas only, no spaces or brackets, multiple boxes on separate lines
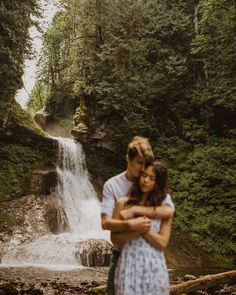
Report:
120,206,137,219
141,231,149,238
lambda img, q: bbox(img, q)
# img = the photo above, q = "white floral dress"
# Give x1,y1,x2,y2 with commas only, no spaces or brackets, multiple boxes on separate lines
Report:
114,219,169,295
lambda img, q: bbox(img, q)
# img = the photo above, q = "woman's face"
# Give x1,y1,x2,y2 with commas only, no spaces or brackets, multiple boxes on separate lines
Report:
139,165,156,193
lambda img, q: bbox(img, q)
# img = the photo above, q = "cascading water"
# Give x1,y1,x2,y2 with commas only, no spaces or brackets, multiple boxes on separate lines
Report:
1,137,109,269
55,137,104,237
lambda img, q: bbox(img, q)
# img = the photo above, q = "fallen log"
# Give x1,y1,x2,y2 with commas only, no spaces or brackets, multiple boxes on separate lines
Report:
170,270,236,295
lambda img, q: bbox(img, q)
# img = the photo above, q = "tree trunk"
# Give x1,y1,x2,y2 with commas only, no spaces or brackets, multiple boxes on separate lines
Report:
170,270,236,295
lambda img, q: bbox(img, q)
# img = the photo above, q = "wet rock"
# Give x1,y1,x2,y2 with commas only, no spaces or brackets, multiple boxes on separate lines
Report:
21,286,43,295
0,195,49,254
71,129,87,142
0,284,18,295
45,205,69,234
92,284,106,295
75,239,112,267
216,284,236,295
39,170,58,195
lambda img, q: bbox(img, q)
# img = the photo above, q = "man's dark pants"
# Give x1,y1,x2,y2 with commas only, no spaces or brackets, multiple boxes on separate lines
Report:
107,250,120,295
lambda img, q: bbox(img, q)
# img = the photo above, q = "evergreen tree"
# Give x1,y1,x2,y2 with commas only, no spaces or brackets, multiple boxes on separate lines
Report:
190,0,236,137
0,0,39,123
29,0,236,265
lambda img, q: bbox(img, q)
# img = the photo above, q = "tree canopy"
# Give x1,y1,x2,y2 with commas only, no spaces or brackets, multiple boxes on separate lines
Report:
28,0,236,266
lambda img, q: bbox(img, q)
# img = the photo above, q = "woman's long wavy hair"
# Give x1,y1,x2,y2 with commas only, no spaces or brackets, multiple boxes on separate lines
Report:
127,161,169,207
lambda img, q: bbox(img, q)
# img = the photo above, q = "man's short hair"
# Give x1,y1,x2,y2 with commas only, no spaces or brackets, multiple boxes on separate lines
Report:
127,136,154,161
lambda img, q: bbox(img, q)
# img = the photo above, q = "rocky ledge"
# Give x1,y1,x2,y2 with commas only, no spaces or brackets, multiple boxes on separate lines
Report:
0,267,235,295
0,266,107,294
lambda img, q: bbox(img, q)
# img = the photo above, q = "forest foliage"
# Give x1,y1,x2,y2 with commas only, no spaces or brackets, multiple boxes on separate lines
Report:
0,1,57,203
0,0,39,113
21,0,236,266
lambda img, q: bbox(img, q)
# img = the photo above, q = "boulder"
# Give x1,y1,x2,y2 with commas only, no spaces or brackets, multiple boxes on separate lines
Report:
183,274,197,281
46,206,70,234
92,284,107,295
38,169,58,195
0,284,18,295
71,129,87,142
75,239,112,267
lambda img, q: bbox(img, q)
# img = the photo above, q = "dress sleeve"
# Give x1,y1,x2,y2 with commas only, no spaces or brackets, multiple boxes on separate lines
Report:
161,194,175,211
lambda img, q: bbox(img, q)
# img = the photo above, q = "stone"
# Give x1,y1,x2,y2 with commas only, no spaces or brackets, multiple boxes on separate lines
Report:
92,284,107,295
44,204,70,234
39,169,58,195
75,239,112,267
0,284,18,295
71,129,87,142
183,274,197,281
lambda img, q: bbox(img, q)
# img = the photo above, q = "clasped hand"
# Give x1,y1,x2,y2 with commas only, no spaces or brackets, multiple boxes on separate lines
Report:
121,207,151,233
120,206,138,219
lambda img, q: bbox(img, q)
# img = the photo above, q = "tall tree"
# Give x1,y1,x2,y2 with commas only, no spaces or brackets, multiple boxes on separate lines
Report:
0,0,39,126
190,0,236,136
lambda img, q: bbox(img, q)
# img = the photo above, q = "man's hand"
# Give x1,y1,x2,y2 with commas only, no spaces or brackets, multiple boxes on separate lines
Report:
128,216,151,233
120,206,137,220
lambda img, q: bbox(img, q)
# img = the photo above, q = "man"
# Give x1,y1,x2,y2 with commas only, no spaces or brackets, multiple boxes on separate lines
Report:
101,136,174,295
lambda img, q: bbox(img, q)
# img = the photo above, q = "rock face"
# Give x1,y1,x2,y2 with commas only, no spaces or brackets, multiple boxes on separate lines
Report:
0,195,49,262
0,193,71,262
0,284,19,295
0,267,108,295
36,169,58,195
34,111,47,131
44,204,70,234
75,239,112,267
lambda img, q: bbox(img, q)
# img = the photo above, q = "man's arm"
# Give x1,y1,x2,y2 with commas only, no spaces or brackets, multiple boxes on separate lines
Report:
120,194,175,220
101,214,131,232
110,198,151,246
101,209,151,233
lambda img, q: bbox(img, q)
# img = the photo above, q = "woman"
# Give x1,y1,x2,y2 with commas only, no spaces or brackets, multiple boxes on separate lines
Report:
111,161,172,295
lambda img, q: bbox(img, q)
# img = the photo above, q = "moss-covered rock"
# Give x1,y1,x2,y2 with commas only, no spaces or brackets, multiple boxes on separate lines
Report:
0,212,24,233
0,142,53,201
0,96,58,202
0,100,46,144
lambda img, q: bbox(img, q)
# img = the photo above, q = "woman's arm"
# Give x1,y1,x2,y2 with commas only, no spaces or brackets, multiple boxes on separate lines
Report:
121,205,174,220
110,198,151,247
101,213,150,232
142,218,172,251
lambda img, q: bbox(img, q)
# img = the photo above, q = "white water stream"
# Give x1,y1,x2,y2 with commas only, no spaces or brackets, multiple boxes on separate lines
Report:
55,137,104,237
1,137,109,269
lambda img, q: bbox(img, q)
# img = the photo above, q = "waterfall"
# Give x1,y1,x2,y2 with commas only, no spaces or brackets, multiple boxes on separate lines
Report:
1,137,109,269
55,137,103,237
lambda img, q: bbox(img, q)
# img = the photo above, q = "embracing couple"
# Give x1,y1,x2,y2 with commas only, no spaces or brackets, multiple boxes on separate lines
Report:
101,136,175,295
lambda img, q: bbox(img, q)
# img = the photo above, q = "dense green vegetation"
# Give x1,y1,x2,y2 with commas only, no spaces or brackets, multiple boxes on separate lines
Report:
28,0,236,266
0,142,41,201
0,211,24,233
0,0,39,115
0,1,56,201
0,0,235,267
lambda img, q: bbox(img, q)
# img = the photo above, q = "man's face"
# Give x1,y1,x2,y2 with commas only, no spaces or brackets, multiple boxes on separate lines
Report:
127,155,146,179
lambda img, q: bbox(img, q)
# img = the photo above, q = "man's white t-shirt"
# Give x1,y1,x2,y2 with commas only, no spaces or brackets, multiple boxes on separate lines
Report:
101,171,175,217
